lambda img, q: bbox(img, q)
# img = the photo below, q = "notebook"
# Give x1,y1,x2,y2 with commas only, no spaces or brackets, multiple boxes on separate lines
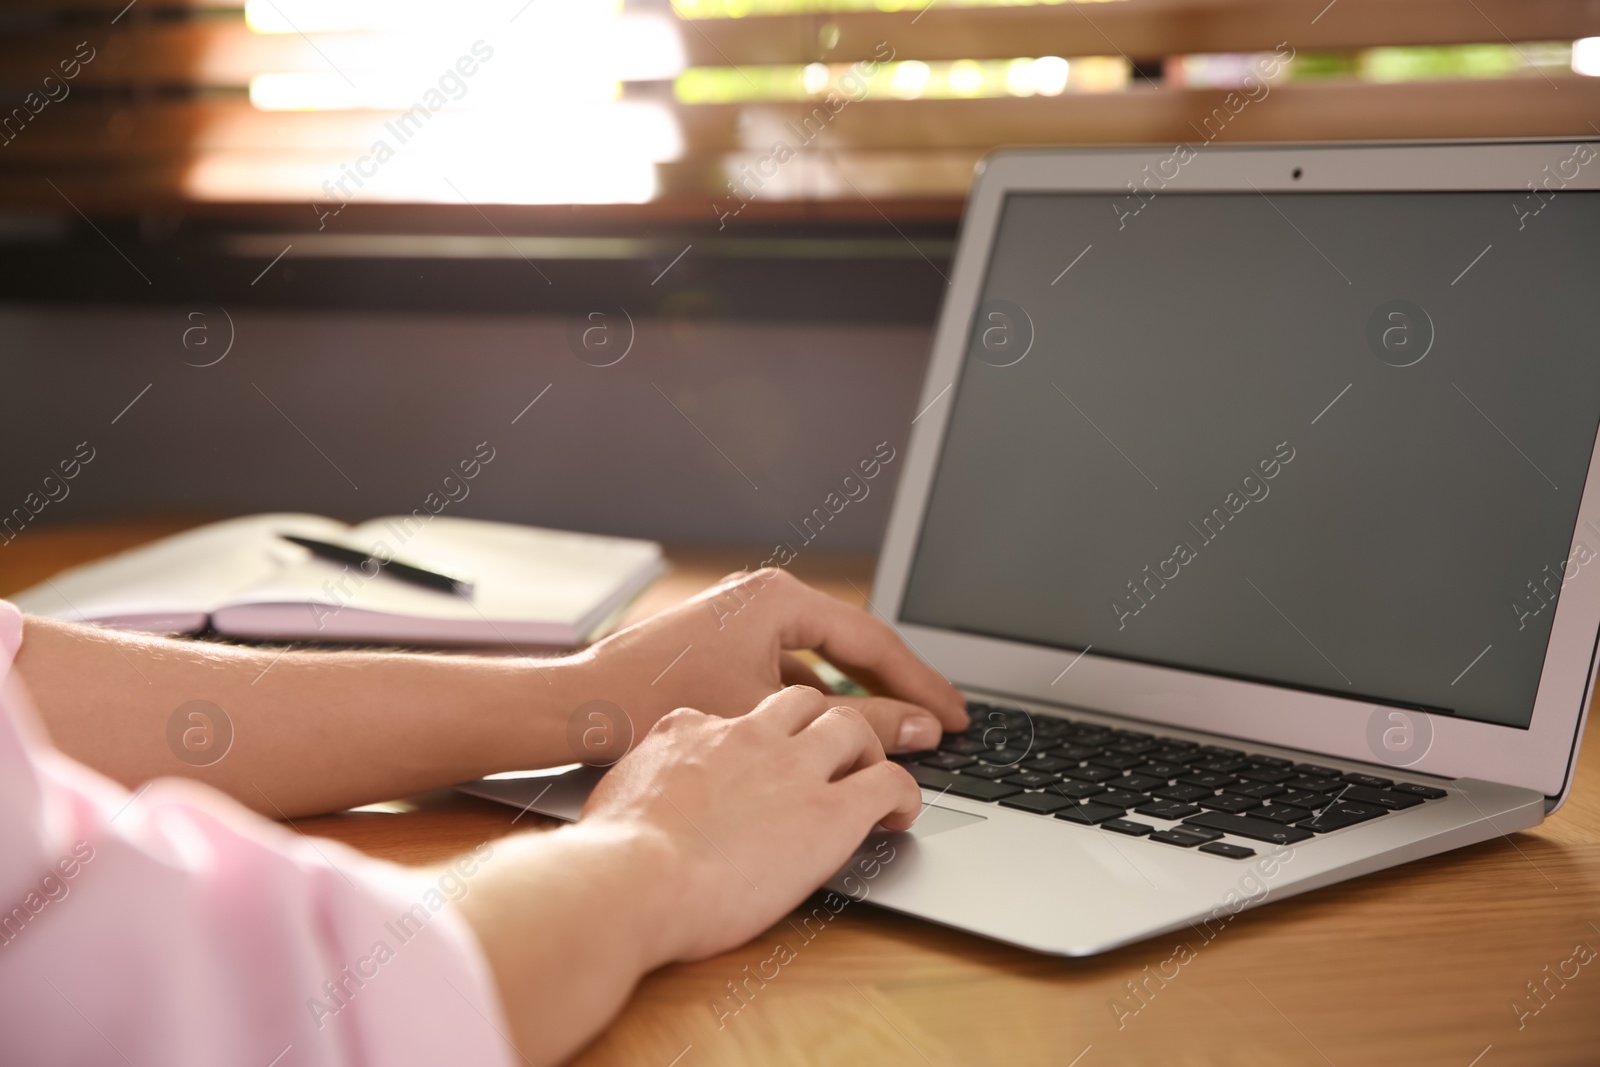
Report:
8,513,665,647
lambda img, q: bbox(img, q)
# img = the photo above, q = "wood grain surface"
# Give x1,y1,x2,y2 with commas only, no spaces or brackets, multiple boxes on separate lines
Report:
4,519,1596,1067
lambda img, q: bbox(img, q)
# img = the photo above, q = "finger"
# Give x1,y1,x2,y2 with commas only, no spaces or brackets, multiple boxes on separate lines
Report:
828,694,944,755
796,705,885,779
776,580,967,730
778,652,830,692
834,760,924,833
746,684,832,734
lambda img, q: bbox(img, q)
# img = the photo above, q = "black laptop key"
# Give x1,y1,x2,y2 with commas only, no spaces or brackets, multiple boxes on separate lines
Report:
944,777,1024,802
978,747,1033,766
1182,811,1315,844
1292,775,1344,793
1002,770,1058,789
1055,801,1126,825
939,737,989,756
959,763,1016,780
1153,784,1211,802
906,763,1020,801
1339,784,1424,810
1342,773,1394,789
999,791,1080,815
908,763,956,786
1201,794,1261,813
1088,753,1147,771
1109,728,1155,742
1025,756,1075,774
1238,766,1295,784
1247,755,1294,770
1119,773,1167,793
1250,804,1309,824
1102,818,1154,836
1134,799,1203,821
1298,799,1389,832
1150,828,1216,848
1049,744,1102,762
1227,781,1287,800
1194,758,1250,774
1097,788,1148,809
1053,780,1107,799
1136,762,1188,780
1063,765,1121,783
1276,789,1333,810
919,753,976,771
1199,841,1257,860
906,764,960,790
1107,740,1161,756
1294,762,1343,777
1197,745,1245,759
1391,782,1448,800
1177,772,1238,790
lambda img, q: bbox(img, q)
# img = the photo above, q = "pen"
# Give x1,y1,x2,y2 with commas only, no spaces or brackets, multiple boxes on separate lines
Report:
278,534,475,597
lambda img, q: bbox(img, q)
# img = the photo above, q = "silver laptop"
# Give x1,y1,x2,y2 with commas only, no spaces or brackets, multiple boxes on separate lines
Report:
464,139,1599,955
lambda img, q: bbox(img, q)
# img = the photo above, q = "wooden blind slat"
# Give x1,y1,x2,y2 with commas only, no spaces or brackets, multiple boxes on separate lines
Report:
681,0,1600,65
720,76,1600,148
0,24,369,88
0,100,741,159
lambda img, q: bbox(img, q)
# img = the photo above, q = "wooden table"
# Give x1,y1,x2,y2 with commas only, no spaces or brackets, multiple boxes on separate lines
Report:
5,520,1598,1067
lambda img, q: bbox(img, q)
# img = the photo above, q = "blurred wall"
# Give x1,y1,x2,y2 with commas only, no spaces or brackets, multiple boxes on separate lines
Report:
0,305,933,554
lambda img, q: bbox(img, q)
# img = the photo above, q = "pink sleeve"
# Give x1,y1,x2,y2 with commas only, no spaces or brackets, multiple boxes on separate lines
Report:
0,600,515,1067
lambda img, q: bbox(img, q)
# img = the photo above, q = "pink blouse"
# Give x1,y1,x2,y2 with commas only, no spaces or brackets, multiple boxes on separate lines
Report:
0,601,513,1066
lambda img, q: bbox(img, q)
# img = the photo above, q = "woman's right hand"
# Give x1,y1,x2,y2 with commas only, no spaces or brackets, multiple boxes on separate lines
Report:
453,685,925,1064
579,684,923,963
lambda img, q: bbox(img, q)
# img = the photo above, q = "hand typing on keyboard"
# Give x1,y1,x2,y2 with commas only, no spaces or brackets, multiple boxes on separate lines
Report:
576,685,926,960
580,568,969,755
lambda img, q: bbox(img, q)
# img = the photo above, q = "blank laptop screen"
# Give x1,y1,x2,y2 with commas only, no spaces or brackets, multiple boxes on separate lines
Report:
900,186,1600,728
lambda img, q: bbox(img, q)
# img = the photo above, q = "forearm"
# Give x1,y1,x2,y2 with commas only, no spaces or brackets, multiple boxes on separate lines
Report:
13,615,587,817
453,824,681,1065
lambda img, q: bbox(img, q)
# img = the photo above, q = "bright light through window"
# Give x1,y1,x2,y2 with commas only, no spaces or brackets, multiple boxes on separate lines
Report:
1004,58,1034,96
187,103,674,203
1032,56,1071,95
193,0,686,202
891,60,931,99
948,59,984,96
1575,37,1600,76
246,0,623,35
241,2,686,102
249,71,622,111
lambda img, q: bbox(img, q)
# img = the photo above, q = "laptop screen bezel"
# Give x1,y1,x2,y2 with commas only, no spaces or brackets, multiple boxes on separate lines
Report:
873,140,1600,804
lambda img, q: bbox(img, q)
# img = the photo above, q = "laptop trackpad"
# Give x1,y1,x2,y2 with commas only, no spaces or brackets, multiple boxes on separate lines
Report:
907,804,986,838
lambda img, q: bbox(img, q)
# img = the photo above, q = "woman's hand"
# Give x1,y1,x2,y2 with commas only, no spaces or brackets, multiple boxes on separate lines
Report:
570,568,968,759
580,685,923,960
455,685,927,1063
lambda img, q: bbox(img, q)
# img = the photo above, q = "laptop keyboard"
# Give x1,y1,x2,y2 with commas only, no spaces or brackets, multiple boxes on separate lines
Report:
892,701,1450,859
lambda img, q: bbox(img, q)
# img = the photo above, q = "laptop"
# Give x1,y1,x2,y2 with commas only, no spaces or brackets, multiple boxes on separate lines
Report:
463,139,1599,955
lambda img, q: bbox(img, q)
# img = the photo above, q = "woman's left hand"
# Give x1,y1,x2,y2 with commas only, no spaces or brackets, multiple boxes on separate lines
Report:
567,568,968,759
